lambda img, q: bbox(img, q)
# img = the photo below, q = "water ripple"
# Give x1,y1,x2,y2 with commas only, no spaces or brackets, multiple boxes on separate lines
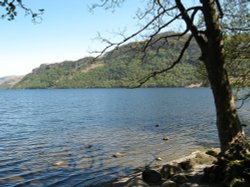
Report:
0,88,249,186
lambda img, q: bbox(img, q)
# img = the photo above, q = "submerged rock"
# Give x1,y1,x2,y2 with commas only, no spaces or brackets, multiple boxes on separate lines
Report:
112,152,125,158
53,160,68,167
86,145,93,149
163,136,170,141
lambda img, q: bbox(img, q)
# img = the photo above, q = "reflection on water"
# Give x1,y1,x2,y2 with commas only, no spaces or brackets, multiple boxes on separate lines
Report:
0,88,249,186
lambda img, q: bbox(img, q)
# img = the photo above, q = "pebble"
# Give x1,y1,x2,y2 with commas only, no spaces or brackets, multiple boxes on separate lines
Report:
112,152,125,158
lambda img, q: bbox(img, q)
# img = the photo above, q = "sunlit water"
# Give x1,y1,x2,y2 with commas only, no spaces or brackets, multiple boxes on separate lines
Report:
0,88,249,187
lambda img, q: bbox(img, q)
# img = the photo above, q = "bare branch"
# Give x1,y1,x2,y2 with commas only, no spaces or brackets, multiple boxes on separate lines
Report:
237,92,250,109
134,34,193,88
93,6,177,59
175,0,206,48
142,6,202,53
89,0,124,11
156,0,164,9
90,0,109,9
142,14,182,52
223,26,250,32
136,1,156,20
215,0,224,18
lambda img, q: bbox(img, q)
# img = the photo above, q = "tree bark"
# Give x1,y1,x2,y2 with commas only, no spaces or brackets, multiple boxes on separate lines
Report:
200,0,245,152
176,0,247,152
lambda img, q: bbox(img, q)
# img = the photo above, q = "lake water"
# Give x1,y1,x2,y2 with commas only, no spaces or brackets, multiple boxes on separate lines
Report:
0,88,249,187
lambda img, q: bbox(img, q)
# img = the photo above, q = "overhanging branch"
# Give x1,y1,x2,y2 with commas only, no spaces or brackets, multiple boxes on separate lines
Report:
142,6,202,53
175,0,206,48
93,5,177,59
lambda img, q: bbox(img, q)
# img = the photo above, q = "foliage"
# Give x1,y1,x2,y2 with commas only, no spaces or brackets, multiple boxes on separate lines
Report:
196,33,250,89
203,139,250,187
14,33,202,89
222,0,250,104
0,0,44,21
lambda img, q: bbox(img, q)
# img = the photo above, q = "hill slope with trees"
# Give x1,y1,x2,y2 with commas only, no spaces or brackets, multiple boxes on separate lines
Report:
14,33,202,89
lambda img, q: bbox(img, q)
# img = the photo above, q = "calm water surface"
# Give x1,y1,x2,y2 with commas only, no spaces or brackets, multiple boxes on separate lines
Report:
0,88,249,186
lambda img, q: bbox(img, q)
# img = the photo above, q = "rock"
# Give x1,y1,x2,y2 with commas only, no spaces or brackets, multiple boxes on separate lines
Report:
112,152,125,158
161,180,177,187
171,174,188,184
241,123,247,127
179,159,196,170
163,136,170,141
142,169,162,185
179,152,217,170
86,145,93,149
156,157,163,161
160,164,183,179
53,160,67,167
202,164,222,183
126,178,150,187
180,183,199,187
194,152,217,165
205,148,220,158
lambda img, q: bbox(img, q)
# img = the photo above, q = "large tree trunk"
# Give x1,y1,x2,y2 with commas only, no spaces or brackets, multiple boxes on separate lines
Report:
176,0,248,153
200,0,245,152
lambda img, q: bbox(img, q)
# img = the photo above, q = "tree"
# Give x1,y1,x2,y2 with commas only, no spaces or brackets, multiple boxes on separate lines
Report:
93,2,249,184
195,0,250,108
92,0,249,153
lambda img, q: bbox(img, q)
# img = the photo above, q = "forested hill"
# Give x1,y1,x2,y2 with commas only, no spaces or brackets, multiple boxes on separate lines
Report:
14,33,203,89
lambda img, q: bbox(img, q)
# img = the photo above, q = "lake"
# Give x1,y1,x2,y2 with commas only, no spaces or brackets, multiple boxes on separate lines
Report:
0,88,249,186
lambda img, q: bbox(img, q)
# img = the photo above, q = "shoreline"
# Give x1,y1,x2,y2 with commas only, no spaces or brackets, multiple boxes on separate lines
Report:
91,148,220,187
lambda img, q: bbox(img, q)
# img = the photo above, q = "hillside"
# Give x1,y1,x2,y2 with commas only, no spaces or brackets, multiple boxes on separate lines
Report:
0,76,24,88
14,33,202,89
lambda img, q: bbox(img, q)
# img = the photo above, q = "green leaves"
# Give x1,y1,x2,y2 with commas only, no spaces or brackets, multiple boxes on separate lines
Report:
0,0,44,21
14,36,203,89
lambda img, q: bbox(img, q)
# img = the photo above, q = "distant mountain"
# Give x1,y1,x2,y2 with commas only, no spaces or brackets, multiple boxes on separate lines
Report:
0,75,24,88
14,32,203,89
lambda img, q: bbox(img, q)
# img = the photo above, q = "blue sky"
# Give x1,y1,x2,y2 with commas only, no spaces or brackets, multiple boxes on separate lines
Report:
0,0,195,77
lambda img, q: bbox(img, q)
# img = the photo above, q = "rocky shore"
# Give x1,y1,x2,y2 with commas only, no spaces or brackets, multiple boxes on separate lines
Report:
93,148,220,187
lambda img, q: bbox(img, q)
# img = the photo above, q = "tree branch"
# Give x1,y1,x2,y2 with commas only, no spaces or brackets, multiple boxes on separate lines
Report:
175,0,206,48
93,5,177,59
223,26,250,32
142,6,202,53
237,91,250,109
215,0,224,18
0,0,44,21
